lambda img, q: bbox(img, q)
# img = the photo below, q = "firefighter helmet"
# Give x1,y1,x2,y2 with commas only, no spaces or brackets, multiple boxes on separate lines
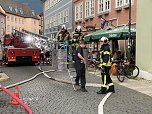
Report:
100,37,109,44
75,25,82,32
61,24,67,30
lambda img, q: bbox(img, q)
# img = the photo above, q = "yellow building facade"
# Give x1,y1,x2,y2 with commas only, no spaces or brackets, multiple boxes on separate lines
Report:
0,0,39,35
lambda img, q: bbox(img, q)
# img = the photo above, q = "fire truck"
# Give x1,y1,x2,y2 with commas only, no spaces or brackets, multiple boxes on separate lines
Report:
2,30,43,65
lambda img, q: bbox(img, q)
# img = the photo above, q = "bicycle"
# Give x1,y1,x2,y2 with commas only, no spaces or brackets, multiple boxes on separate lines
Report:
116,60,139,82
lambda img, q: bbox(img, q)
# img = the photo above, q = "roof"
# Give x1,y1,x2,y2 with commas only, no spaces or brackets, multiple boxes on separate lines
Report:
0,0,38,19
0,5,6,15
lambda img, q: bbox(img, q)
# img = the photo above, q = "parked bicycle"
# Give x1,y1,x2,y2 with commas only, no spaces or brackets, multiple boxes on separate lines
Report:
116,59,139,82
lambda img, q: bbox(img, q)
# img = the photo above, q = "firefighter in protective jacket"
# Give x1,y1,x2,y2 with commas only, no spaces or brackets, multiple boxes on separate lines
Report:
97,37,115,94
57,25,70,42
70,26,84,60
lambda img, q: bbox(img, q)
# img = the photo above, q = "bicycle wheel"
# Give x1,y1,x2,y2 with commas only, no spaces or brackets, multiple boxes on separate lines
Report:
117,68,125,82
126,64,139,79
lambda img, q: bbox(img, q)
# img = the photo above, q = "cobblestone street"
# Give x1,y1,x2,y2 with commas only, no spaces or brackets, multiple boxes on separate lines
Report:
0,65,152,114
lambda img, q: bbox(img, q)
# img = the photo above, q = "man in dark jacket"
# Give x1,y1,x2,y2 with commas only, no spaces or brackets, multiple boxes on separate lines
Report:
97,37,115,94
75,40,87,92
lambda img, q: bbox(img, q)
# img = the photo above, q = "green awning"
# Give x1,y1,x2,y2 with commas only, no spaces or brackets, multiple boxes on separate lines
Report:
94,26,136,40
85,29,106,42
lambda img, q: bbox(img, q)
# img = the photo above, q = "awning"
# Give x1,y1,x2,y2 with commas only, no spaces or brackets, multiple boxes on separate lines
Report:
85,29,106,42
93,26,136,40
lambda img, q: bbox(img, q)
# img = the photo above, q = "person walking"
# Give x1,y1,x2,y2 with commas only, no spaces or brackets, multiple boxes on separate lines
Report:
97,37,115,94
75,40,87,92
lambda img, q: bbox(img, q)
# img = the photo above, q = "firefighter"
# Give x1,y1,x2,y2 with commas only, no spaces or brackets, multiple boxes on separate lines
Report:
75,40,87,92
97,37,115,94
57,25,70,43
70,26,84,61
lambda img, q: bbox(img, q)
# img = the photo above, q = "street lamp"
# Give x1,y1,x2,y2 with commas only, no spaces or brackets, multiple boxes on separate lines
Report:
128,0,132,59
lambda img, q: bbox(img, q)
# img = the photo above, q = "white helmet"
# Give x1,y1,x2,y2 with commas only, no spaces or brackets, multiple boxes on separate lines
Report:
61,24,66,30
100,37,109,44
76,25,81,32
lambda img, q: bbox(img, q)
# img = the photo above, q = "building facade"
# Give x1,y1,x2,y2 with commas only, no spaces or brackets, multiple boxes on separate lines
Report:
136,0,152,80
74,0,136,52
0,6,6,39
41,0,73,38
37,13,43,35
74,0,136,31
0,0,39,35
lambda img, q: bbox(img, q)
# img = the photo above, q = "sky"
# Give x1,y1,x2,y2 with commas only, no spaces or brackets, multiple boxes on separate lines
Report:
17,0,43,14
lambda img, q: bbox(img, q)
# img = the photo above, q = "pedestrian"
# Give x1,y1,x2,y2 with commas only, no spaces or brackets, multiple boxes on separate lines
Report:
40,48,45,64
75,40,87,92
97,37,115,94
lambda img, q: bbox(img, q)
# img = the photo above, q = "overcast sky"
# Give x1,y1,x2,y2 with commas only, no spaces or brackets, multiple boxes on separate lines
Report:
17,0,43,14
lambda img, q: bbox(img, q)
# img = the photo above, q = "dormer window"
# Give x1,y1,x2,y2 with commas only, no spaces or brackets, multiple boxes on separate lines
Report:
19,9,23,14
15,8,18,13
32,10,35,16
9,6,13,11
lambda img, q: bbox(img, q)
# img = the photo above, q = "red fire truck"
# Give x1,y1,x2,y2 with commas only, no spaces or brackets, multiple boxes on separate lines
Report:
2,30,40,65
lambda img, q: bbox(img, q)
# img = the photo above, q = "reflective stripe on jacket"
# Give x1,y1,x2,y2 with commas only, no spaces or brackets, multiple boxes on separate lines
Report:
100,44,112,67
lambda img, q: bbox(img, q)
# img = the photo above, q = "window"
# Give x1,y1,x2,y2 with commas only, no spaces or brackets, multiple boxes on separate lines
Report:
49,18,52,27
48,0,61,8
47,19,50,29
32,10,35,16
53,17,55,27
11,15,14,22
65,9,69,23
51,17,53,27
54,15,57,26
99,0,104,13
116,0,123,8
12,26,14,31
9,6,12,11
19,18,21,24
63,10,66,23
19,9,23,14
58,13,60,25
98,0,111,14
1,18,4,23
60,12,63,24
75,7,79,20
15,8,18,13
44,1,47,11
34,20,36,25
22,18,24,24
85,1,89,17
90,0,94,15
80,5,83,19
105,0,110,11
7,15,10,21
45,0,50,11
1,28,4,35
85,0,95,18
15,17,17,23
7,25,10,32
75,3,83,21
124,0,133,5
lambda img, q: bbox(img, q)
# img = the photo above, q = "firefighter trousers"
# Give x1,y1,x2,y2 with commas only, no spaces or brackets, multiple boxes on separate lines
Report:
101,66,114,87
75,62,86,89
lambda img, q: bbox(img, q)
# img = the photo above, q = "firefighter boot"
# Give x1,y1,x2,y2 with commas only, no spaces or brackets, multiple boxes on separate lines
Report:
107,85,115,93
97,87,107,94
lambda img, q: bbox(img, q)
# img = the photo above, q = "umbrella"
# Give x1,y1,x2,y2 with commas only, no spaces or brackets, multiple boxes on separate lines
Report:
85,29,106,42
93,26,136,40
